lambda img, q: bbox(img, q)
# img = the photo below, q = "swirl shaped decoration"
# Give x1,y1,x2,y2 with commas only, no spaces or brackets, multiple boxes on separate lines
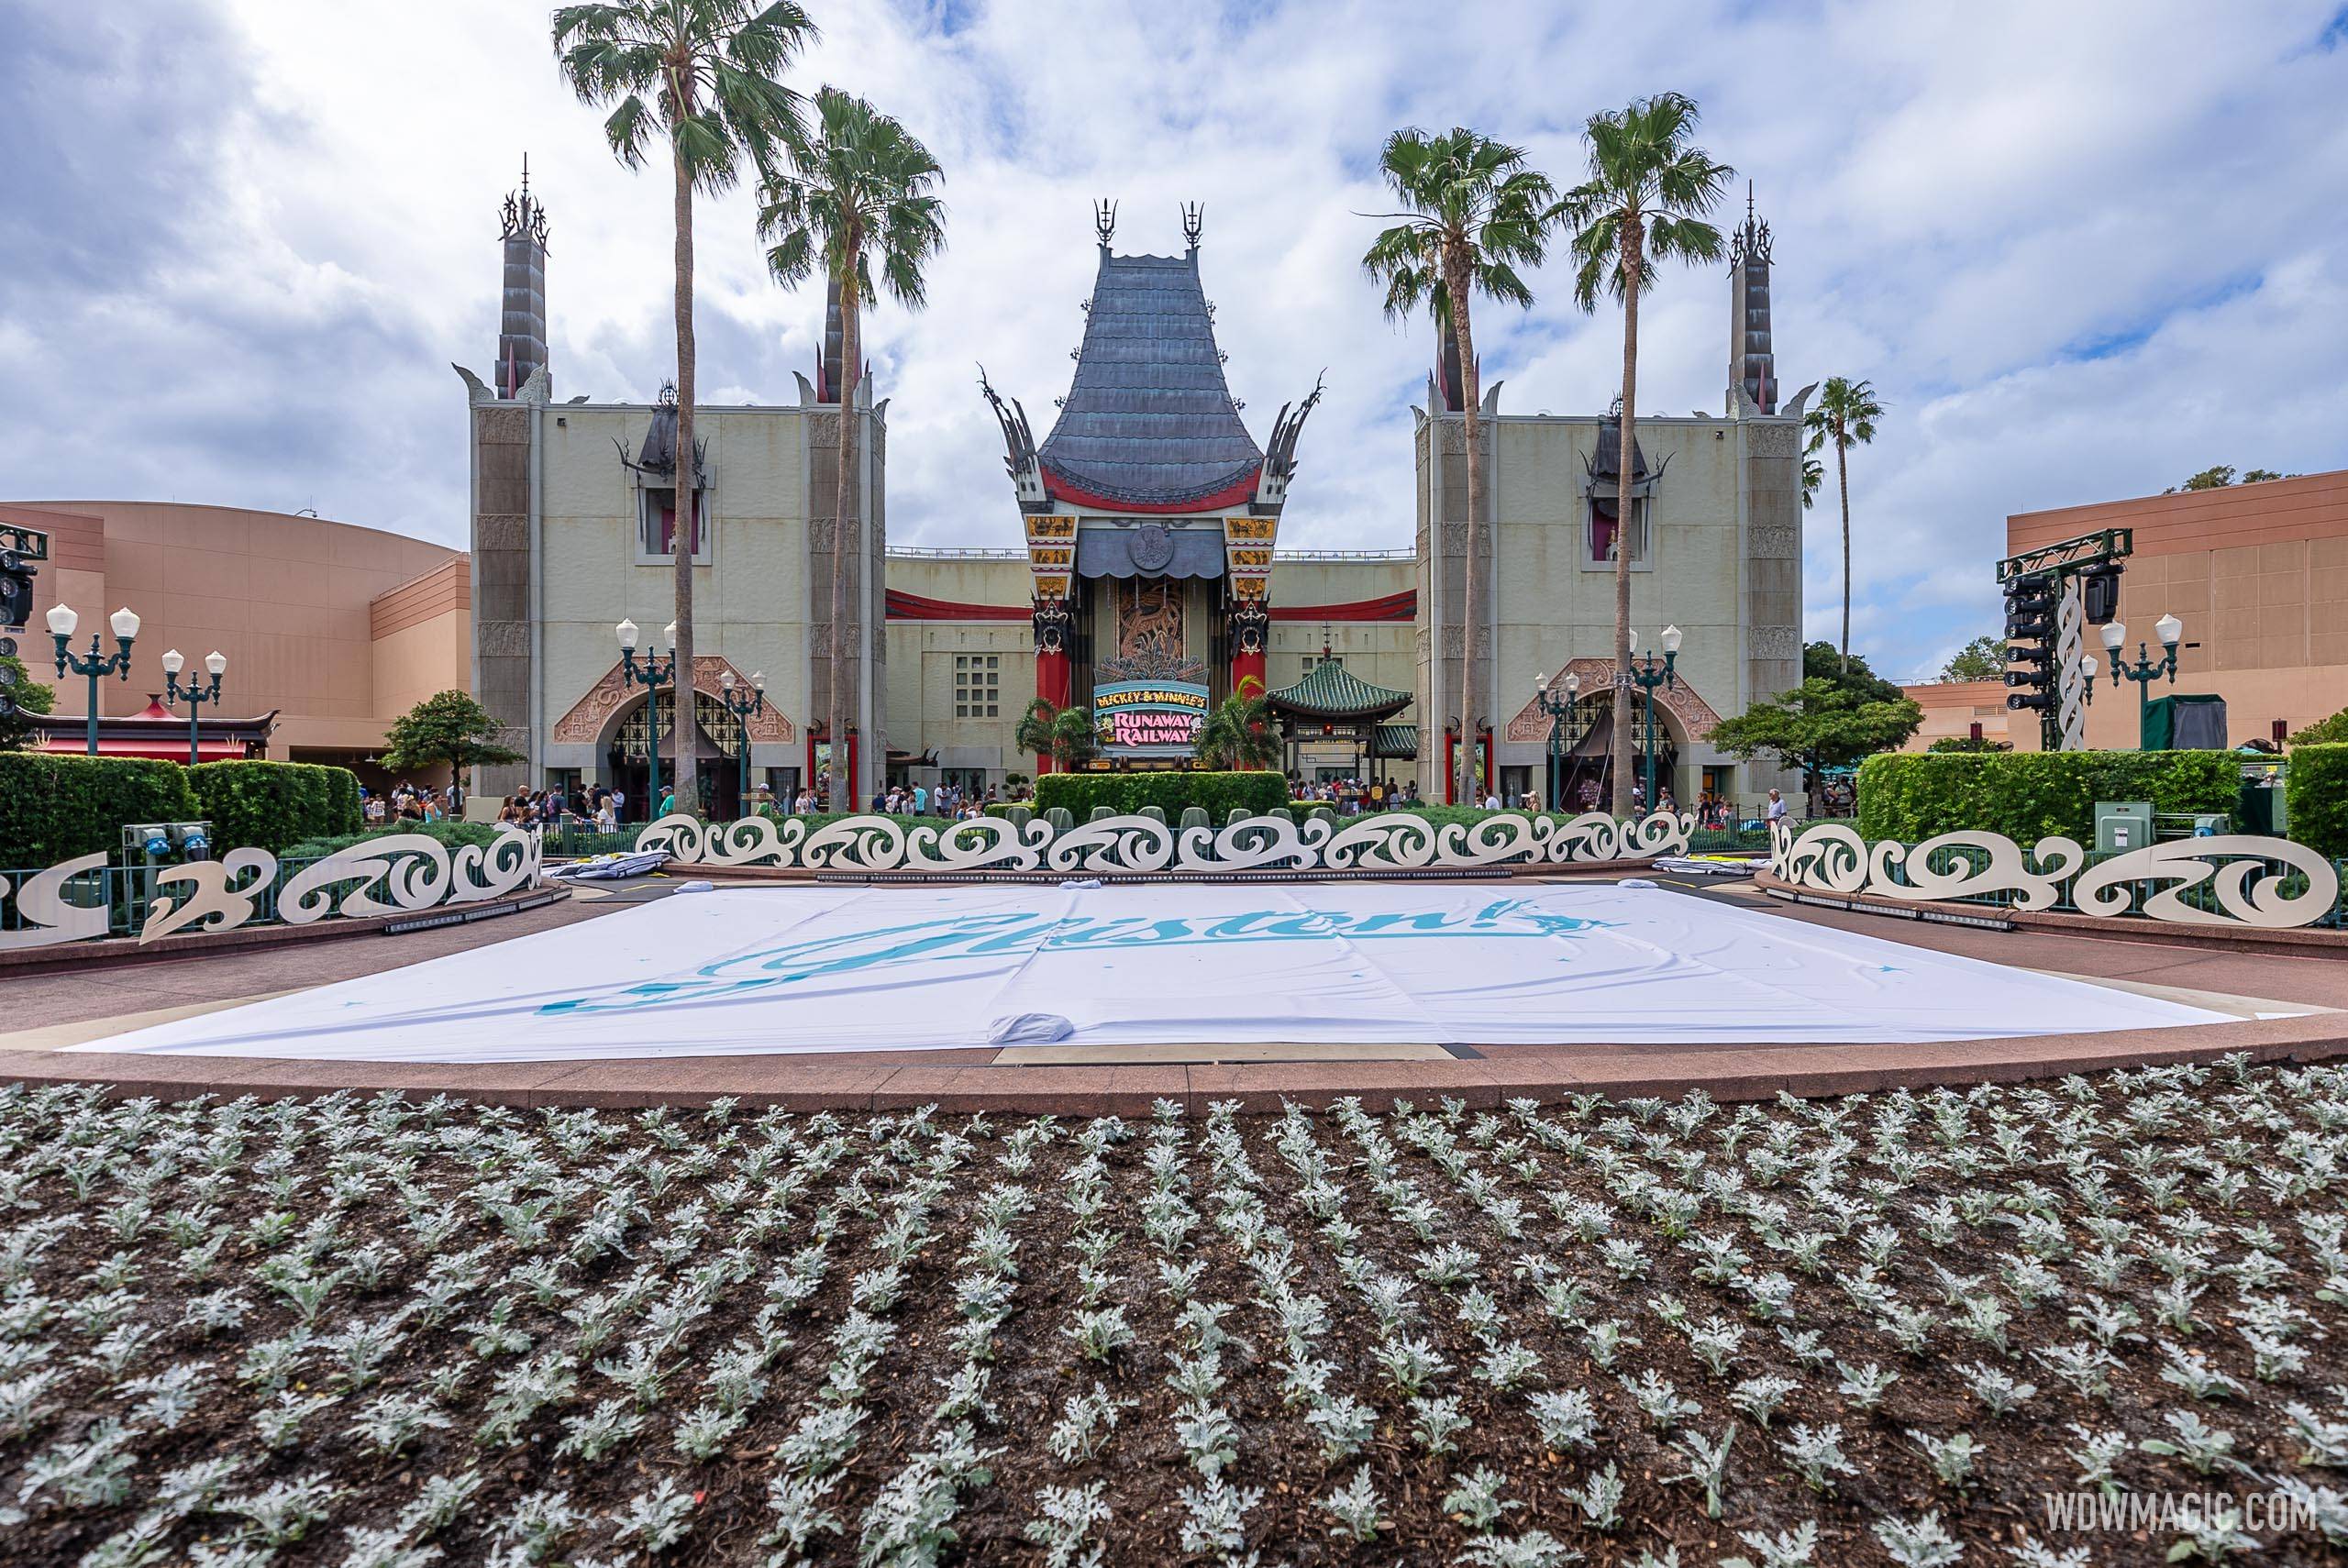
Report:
2071,836,2341,929
281,834,454,922
800,816,913,872
639,814,716,865
903,817,1047,874
1437,813,1549,867
1864,832,2084,912
1777,822,1871,894
447,830,547,906
1322,815,1441,872
140,848,277,944
1199,813,1318,871
1045,814,1180,875
631,810,1705,875
1612,812,1695,861
0,854,112,951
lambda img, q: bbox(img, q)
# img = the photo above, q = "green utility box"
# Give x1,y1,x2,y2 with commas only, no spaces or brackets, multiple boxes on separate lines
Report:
2238,778,2286,835
2094,800,2154,854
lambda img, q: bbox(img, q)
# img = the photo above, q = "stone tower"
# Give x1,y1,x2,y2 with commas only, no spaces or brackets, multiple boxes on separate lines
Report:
497,159,550,401
1728,183,1774,415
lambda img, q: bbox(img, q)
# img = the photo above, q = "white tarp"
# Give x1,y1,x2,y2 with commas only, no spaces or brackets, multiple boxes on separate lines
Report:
74,883,2228,1063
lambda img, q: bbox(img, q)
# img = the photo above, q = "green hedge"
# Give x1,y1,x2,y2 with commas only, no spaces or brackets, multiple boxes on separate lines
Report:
1032,771,1289,820
0,754,202,868
186,760,362,856
281,819,504,861
1856,749,2240,845
2287,744,2348,862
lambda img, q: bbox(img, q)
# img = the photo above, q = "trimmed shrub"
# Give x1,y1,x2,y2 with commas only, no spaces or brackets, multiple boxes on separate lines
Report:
2287,744,2348,862
280,820,505,861
1032,770,1289,821
1856,749,2240,845
0,753,202,868
187,759,362,856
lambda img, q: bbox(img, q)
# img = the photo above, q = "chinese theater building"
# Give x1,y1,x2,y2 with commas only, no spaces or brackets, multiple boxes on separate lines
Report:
482,177,1809,814
976,203,1323,771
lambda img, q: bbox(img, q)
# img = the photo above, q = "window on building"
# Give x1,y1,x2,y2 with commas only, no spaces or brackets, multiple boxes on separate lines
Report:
953,653,1001,719
638,486,710,561
1587,496,1649,567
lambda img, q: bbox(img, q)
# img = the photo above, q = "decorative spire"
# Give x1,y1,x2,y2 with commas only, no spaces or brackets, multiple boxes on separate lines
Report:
1181,201,1204,251
500,154,550,248
1093,198,1117,249
1728,179,1769,270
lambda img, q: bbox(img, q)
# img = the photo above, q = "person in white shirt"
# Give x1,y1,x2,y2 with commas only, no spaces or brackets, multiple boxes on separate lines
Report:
1481,791,1501,811
1765,788,1788,824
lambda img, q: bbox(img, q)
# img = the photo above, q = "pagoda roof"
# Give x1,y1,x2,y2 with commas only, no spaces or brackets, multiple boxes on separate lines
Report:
1037,250,1263,511
1266,657,1412,722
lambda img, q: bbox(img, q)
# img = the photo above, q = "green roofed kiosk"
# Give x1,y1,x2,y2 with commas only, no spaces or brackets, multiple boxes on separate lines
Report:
1266,652,1412,785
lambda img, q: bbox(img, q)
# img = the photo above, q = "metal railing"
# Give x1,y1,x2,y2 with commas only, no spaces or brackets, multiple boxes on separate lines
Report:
1,848,466,943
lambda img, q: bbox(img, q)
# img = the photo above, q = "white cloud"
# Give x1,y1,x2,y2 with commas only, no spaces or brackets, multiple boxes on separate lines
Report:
3,0,2342,678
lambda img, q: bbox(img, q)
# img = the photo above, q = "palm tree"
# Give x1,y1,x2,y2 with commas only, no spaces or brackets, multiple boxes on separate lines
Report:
1013,698,1099,775
1801,453,1823,512
759,88,945,811
1047,706,1100,773
1362,128,1556,810
1013,698,1058,775
1556,93,1732,817
1194,678,1281,771
553,0,811,818
1803,377,1884,675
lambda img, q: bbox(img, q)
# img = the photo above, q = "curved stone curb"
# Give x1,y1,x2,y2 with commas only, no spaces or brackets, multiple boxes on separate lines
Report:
10,1010,2342,1114
1753,871,2348,958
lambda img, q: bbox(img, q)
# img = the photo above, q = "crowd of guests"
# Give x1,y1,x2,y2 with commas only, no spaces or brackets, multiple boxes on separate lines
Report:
360,781,460,825
363,771,1763,833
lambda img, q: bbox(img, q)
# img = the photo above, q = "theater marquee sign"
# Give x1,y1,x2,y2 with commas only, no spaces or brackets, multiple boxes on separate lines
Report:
1095,678,1209,752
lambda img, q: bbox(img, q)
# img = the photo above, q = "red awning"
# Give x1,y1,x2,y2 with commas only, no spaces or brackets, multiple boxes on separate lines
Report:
38,737,252,761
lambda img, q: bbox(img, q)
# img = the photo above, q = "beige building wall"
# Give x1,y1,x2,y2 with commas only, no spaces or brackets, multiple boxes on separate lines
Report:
2005,469,2348,750
369,558,473,723
1416,404,1803,809
482,383,886,801
1,499,462,764
1899,680,2014,751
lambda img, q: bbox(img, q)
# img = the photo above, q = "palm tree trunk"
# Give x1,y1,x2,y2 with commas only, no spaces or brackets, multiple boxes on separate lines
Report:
1610,219,1643,819
1444,248,1481,809
1836,435,1852,677
828,233,861,812
670,130,699,818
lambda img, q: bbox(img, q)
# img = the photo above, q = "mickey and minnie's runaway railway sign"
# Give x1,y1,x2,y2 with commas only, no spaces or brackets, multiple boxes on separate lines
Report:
1094,679,1210,753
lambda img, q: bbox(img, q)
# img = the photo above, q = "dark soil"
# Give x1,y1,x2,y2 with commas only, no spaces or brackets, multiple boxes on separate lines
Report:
1,1061,2344,1565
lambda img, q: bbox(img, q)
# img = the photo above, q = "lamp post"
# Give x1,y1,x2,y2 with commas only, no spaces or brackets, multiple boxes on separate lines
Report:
716,667,768,819
2101,613,2183,726
1531,668,1581,811
1626,624,1681,813
616,618,679,822
161,649,228,767
47,604,139,756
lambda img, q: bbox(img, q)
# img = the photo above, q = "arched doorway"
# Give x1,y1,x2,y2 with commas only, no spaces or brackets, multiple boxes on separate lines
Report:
1545,693,1679,813
604,690,748,821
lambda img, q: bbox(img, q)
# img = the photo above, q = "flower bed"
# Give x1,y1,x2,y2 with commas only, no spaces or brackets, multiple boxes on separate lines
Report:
3,1067,2345,1565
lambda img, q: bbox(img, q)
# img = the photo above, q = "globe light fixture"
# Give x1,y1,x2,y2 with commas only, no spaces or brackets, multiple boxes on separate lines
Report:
49,600,138,755
163,645,229,767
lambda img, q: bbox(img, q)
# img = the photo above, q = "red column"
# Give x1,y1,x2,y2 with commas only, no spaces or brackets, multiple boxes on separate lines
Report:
1229,602,1269,760
1231,647,1265,701
1035,646,1070,775
1033,597,1072,776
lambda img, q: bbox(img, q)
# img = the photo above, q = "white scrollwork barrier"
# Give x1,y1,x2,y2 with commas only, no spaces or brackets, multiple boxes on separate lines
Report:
1768,822,2341,931
635,809,1696,878
0,829,547,952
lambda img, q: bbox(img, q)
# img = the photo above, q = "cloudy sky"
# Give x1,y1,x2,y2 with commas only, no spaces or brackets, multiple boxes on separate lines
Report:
5,0,2344,679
